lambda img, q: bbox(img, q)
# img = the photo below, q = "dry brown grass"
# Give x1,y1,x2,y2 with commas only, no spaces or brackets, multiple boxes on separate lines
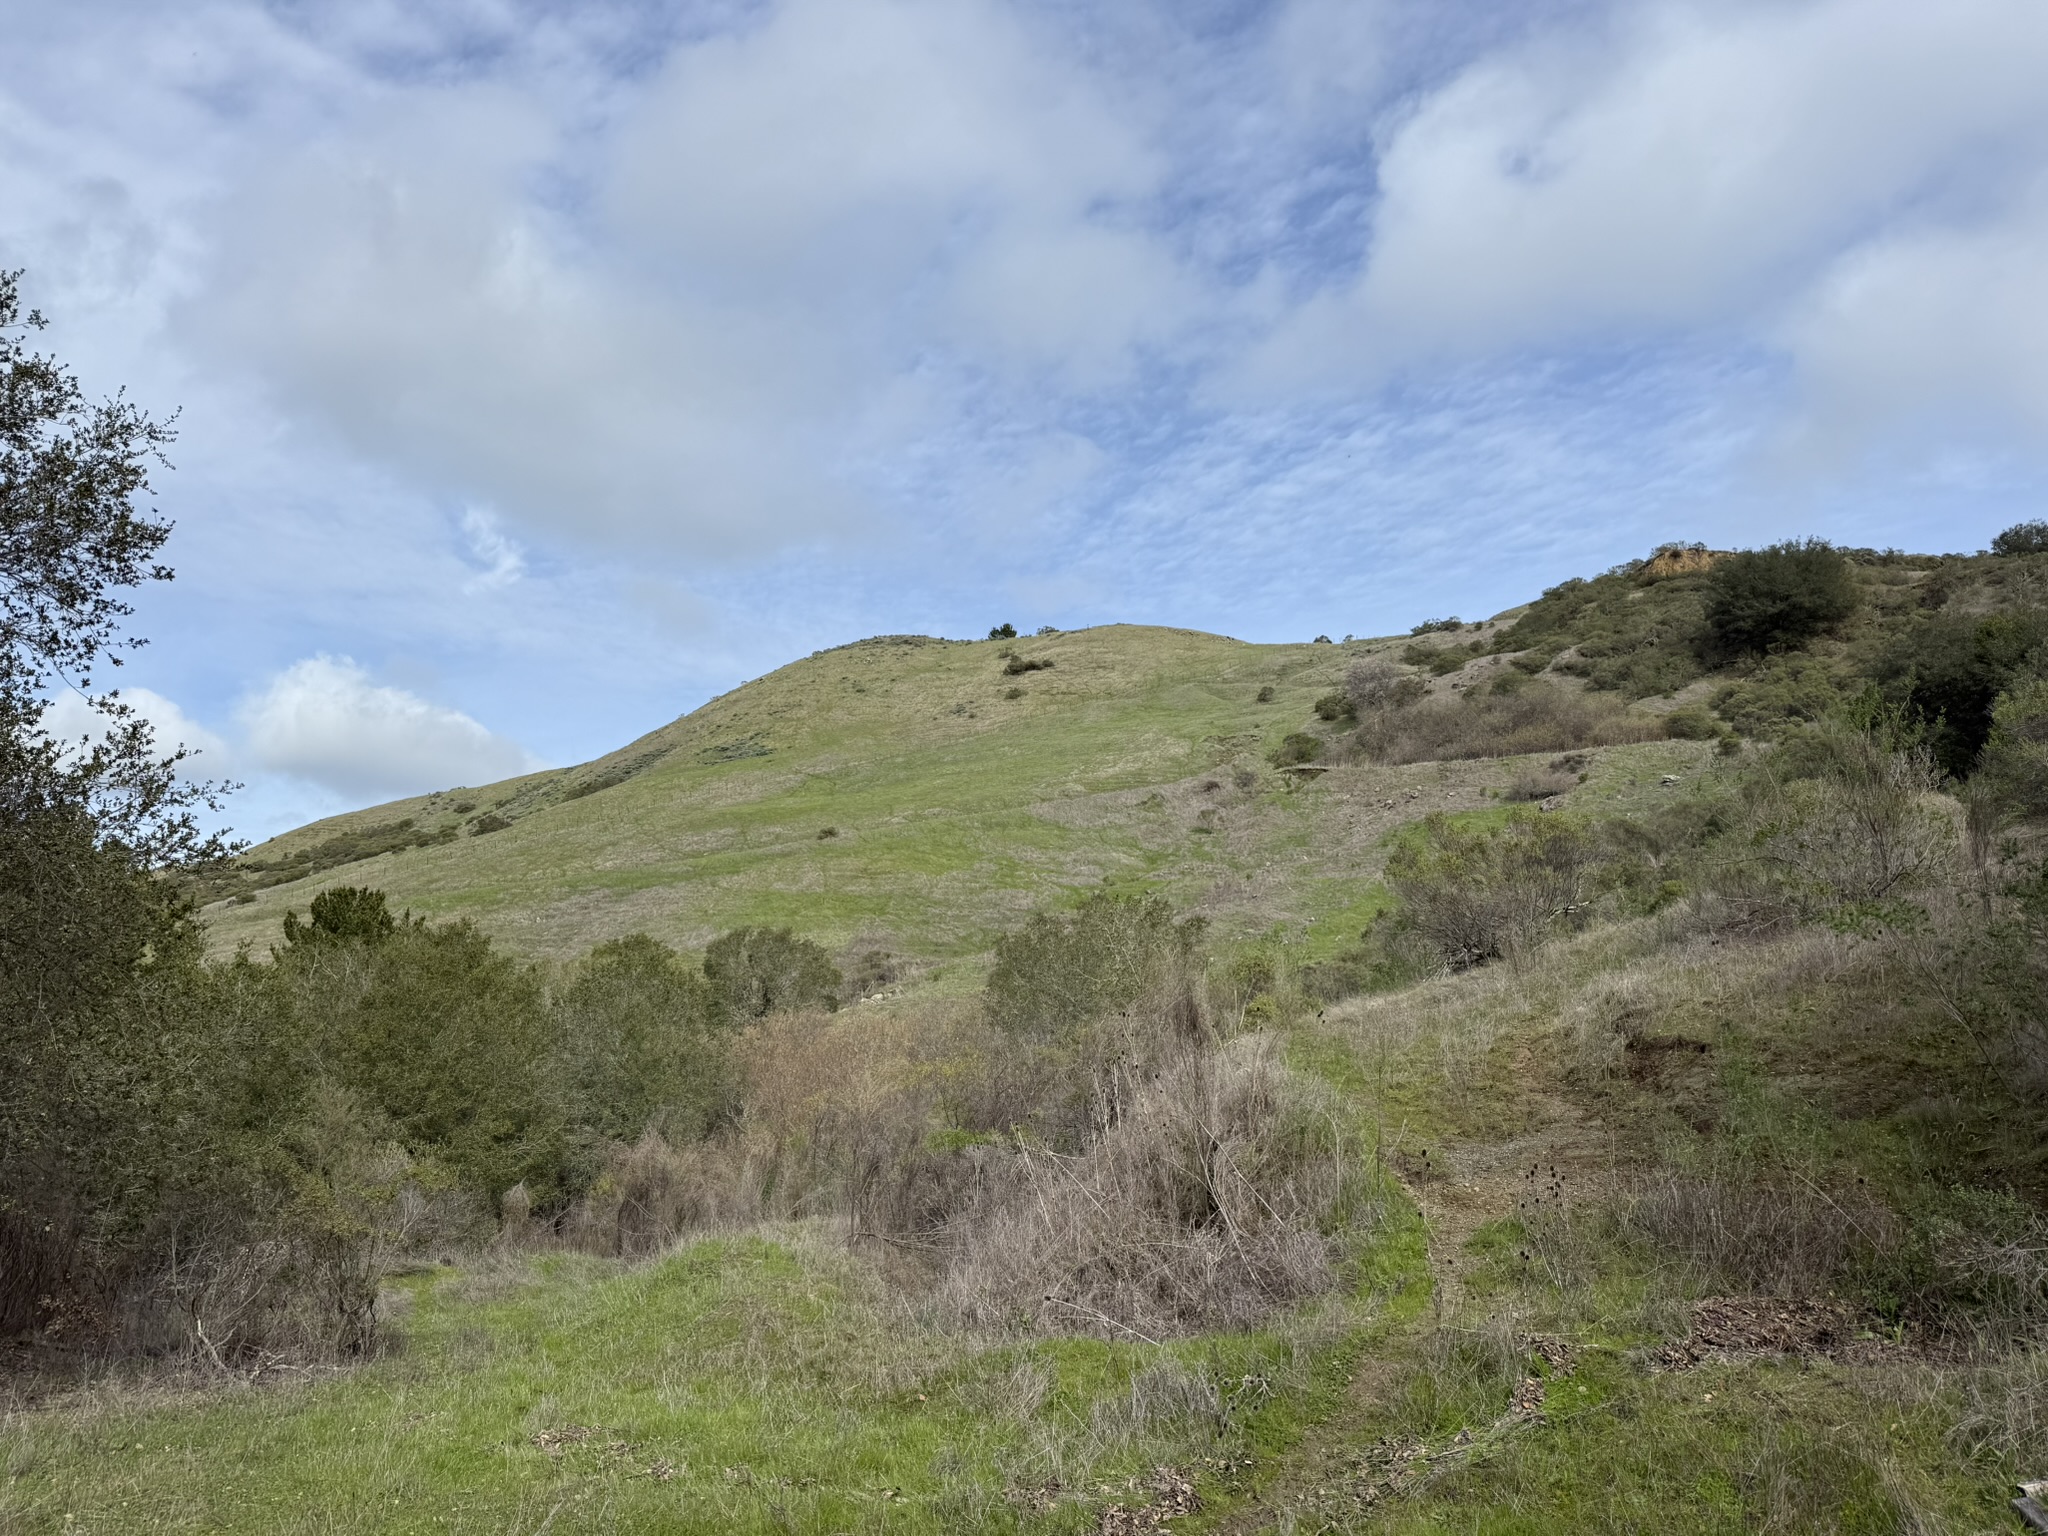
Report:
937,1034,1364,1340
1355,680,1668,766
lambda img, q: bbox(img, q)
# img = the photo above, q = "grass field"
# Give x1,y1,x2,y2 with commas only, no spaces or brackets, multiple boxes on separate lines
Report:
6,919,2026,1534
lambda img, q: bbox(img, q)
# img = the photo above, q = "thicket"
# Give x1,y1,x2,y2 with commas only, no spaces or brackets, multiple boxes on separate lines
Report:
1702,538,1859,656
1348,663,1667,764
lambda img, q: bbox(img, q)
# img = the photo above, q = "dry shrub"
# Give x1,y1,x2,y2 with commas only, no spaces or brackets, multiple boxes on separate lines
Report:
1387,812,1604,971
1501,764,1579,803
1618,1170,1897,1299
1355,679,1665,766
937,1035,1365,1339
1699,722,1956,933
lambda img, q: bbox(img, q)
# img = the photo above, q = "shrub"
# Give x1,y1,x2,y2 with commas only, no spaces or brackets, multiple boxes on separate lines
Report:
469,812,511,835
988,622,1017,640
1662,703,1721,740
290,916,564,1204
1710,656,1845,739
280,885,396,947
1703,538,1858,655
1002,655,1052,676
1346,658,1427,713
1312,690,1354,722
1501,765,1577,802
1255,685,1276,703
938,1035,1365,1338
1879,608,2048,775
551,935,734,1156
1991,520,2048,557
703,926,842,1021
1980,676,2048,820
1411,617,1463,634
1269,732,1323,767
1385,811,1603,969
984,892,1205,1045
1354,680,1663,765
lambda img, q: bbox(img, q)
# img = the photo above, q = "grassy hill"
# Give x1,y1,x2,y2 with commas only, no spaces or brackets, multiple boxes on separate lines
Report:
199,619,1724,965
13,538,2047,1534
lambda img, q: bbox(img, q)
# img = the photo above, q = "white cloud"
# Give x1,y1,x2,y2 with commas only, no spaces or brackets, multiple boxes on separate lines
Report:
42,687,231,768
240,656,541,801
1245,0,2048,440
184,0,1198,558
460,506,525,591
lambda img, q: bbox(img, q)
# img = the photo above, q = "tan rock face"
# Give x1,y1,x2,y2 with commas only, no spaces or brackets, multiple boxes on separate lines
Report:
1637,545,1726,582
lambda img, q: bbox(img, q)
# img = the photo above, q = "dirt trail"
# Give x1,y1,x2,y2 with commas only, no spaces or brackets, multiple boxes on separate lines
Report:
1199,1077,1612,1535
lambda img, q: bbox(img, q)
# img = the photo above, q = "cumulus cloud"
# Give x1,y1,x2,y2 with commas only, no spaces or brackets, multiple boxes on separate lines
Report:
240,656,541,801
188,0,1198,556
1246,0,2048,446
42,687,231,767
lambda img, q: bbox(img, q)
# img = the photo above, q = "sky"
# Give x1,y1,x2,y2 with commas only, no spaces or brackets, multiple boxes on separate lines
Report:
7,0,2048,840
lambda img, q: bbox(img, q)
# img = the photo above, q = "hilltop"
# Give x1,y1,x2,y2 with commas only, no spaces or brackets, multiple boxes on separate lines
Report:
200,538,2039,968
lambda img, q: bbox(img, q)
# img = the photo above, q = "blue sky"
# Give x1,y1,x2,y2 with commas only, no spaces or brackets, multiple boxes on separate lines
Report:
7,0,2048,839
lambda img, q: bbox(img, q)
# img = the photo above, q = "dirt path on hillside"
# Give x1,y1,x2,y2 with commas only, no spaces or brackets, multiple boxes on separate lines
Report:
1198,1072,1613,1536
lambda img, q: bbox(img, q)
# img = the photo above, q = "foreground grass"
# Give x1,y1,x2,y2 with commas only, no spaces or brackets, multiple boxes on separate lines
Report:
3,1230,1364,1535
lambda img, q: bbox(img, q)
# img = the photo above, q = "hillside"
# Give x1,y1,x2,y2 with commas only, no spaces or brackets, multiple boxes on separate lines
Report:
199,618,1713,964
193,622,1638,962
12,536,2047,1534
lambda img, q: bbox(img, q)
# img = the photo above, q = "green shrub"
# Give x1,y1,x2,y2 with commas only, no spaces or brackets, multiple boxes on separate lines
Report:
1710,656,1846,738
1980,676,2048,819
1662,703,1720,740
469,812,511,835
288,915,564,1203
1255,684,1276,703
1991,520,2048,557
1002,654,1053,676
987,622,1017,640
1879,608,2048,775
1703,538,1858,655
984,892,1205,1043
1411,617,1463,634
1269,732,1324,767
1312,690,1354,722
703,925,841,1020
551,935,734,1155
280,885,395,947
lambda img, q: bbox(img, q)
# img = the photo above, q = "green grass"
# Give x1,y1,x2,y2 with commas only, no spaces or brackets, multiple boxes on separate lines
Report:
198,627,1701,964
2,1233,1322,1535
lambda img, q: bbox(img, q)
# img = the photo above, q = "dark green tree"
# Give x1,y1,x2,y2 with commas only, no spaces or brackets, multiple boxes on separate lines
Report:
1991,520,2048,557
1703,538,1858,656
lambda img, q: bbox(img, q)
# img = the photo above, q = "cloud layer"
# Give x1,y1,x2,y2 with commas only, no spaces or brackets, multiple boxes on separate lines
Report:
240,657,542,801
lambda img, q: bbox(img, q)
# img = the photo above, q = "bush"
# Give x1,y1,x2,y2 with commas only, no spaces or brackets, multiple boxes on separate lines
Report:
1002,654,1052,676
1269,732,1323,767
987,622,1017,640
286,914,564,1205
551,935,734,1156
703,926,841,1021
1980,676,2048,819
1710,656,1845,739
1312,690,1354,722
1703,538,1858,655
1385,811,1604,969
1991,520,2048,557
1879,608,2048,775
1354,679,1663,765
1411,617,1463,634
938,1035,1366,1338
984,892,1204,1045
1255,685,1275,703
1346,658,1427,713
